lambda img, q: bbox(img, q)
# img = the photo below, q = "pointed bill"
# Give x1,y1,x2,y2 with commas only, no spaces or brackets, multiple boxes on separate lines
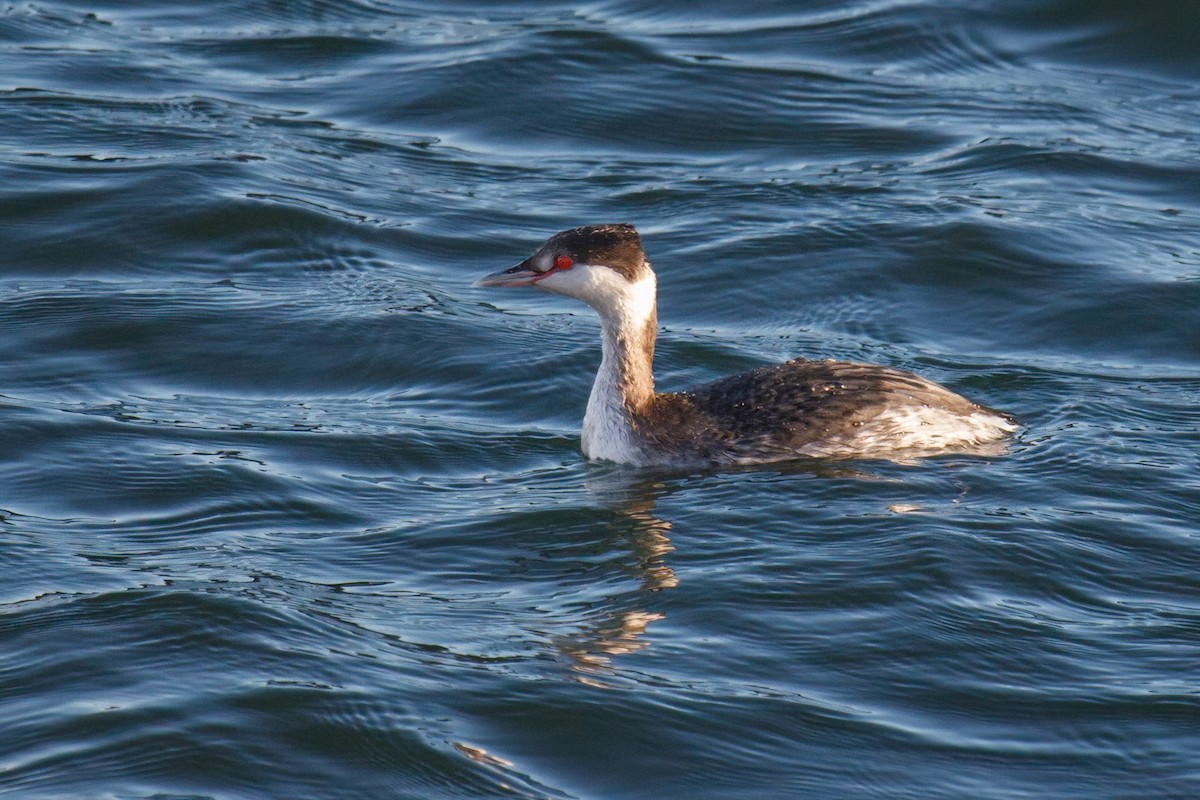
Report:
474,259,542,288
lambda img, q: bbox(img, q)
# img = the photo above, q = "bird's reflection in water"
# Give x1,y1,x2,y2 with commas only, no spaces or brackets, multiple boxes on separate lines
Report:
550,465,681,685
547,453,981,683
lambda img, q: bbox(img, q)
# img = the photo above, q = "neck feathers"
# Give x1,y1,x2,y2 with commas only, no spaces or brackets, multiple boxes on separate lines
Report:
597,269,658,409
609,301,657,410
581,268,658,462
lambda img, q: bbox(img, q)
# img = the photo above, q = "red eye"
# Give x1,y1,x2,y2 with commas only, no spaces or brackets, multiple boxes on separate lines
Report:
554,255,574,271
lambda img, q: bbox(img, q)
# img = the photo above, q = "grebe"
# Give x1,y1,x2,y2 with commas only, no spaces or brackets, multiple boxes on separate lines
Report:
476,224,1016,466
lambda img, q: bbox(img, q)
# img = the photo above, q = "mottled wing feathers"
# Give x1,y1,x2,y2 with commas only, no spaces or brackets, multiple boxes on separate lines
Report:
635,359,999,463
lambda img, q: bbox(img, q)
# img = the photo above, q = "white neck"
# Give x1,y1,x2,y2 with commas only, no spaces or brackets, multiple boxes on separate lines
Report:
537,264,658,464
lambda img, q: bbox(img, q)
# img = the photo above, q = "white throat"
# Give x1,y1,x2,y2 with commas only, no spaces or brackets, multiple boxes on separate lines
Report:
537,264,658,465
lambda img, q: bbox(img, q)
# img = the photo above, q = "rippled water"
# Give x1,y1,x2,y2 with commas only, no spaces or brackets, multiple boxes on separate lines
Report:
2,2,1198,798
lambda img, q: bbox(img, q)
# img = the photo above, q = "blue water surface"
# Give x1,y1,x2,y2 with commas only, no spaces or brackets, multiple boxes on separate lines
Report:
1,2,1198,798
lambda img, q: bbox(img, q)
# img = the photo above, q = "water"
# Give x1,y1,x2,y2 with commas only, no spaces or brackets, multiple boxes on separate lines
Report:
1,2,1198,798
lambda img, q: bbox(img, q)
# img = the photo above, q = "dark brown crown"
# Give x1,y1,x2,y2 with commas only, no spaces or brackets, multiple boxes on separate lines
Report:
541,224,648,281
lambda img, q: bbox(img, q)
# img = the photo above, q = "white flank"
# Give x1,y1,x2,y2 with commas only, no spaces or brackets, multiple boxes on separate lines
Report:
799,404,1018,458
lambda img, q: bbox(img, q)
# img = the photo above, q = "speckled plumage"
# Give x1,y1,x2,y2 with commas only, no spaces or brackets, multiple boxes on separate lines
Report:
634,358,1014,464
477,224,1017,466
